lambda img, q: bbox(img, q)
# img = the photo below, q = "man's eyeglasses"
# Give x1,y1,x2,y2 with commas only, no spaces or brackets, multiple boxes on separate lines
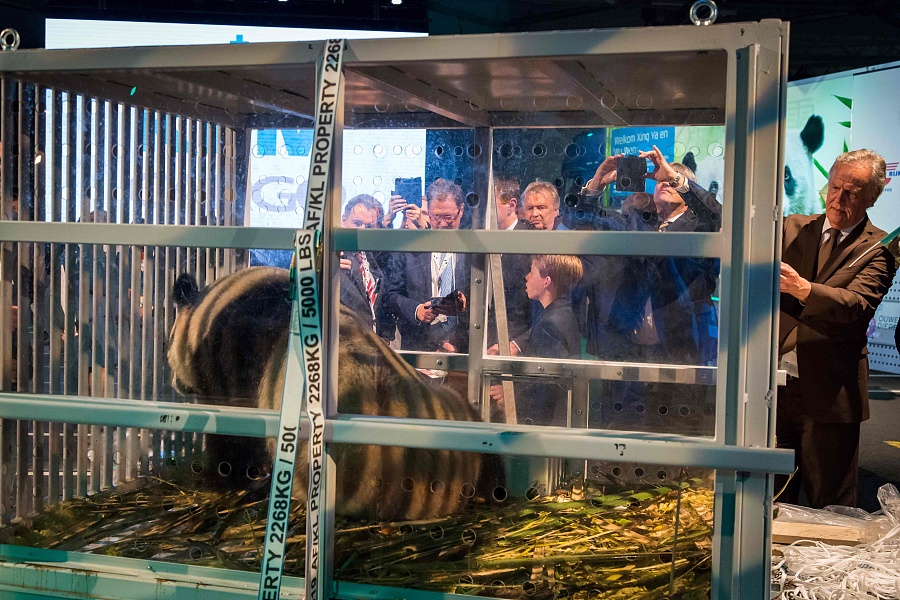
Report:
430,210,460,225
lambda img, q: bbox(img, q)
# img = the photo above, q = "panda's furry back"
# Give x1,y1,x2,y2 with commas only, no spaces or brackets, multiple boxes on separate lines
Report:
168,266,489,520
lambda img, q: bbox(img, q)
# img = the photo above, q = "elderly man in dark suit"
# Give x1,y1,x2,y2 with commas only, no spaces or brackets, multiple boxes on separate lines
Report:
778,149,899,508
382,178,470,353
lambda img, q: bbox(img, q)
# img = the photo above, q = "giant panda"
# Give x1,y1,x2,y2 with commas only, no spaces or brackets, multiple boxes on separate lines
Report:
167,266,500,521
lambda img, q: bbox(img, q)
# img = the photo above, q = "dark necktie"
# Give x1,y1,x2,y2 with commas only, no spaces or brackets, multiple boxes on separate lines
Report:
817,228,841,277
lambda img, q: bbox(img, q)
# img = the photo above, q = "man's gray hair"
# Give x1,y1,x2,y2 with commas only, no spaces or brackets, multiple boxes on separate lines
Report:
427,178,464,208
671,162,697,183
343,194,383,220
832,149,887,200
522,180,561,208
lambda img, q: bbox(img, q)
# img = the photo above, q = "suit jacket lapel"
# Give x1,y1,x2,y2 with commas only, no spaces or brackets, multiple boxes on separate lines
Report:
778,215,825,350
814,217,873,283
794,215,826,280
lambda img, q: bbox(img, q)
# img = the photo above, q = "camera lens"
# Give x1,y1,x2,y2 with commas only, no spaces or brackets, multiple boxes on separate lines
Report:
620,177,631,188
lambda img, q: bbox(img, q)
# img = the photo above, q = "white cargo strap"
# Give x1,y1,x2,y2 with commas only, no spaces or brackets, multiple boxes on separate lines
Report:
257,38,344,600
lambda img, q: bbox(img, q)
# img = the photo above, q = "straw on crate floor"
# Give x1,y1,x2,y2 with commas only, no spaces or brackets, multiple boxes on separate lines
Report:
4,472,715,599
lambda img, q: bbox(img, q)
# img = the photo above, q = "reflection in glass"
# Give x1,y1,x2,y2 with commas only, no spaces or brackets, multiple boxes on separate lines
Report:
333,451,715,599
0,423,284,574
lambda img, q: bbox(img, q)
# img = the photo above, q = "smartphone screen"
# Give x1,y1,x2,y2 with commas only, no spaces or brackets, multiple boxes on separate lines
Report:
616,156,648,192
394,177,423,207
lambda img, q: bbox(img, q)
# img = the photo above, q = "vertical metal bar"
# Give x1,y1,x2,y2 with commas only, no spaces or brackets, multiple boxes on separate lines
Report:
138,109,152,476
138,110,159,474
466,127,490,409
214,124,224,280
195,120,205,287
172,115,185,462
713,42,756,599
181,118,195,461
150,112,166,471
0,78,13,524
223,127,235,274
48,87,63,505
16,81,37,521
204,121,214,284
48,90,63,424
233,129,250,270
115,102,130,484
738,25,788,600
99,99,116,491
126,106,141,480
16,83,33,520
31,85,47,516
74,95,90,499
62,92,78,501
162,113,176,466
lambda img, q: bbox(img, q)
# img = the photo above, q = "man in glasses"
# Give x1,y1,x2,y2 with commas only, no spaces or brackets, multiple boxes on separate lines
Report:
338,194,384,332
382,178,470,353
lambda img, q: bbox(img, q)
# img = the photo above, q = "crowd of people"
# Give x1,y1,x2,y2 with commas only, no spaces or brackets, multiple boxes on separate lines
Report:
339,145,724,426
339,145,899,509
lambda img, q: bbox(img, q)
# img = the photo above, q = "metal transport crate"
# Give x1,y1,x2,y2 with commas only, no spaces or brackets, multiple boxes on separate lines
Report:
0,21,792,599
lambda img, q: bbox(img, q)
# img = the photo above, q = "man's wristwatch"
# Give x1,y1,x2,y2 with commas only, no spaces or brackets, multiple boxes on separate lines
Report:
672,173,690,193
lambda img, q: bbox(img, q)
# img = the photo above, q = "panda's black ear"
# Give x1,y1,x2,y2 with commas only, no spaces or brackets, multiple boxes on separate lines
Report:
173,273,199,308
800,115,825,155
682,151,698,174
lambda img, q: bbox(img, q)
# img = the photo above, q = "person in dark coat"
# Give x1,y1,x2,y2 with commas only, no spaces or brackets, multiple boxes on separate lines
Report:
338,194,384,332
382,179,470,352
490,254,583,426
778,149,899,508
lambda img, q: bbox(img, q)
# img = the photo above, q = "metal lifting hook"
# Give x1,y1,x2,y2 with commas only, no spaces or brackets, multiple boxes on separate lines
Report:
689,0,718,26
0,28,21,51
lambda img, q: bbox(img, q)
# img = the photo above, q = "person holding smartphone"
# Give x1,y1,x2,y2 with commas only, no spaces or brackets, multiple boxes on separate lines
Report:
382,178,470,352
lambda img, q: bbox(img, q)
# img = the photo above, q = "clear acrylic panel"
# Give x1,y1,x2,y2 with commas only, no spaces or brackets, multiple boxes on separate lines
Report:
0,241,294,406
0,421,293,574
332,446,715,599
0,68,316,227
340,50,727,234
339,248,718,435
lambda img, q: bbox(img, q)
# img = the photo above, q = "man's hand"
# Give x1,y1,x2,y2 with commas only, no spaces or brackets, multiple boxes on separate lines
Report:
457,291,467,312
489,383,505,403
384,194,408,227
588,153,624,191
780,262,811,301
640,145,678,184
339,251,352,271
416,301,438,323
403,198,429,229
486,342,520,356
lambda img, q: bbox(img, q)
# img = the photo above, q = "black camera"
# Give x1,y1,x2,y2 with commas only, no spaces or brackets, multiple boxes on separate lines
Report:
428,290,464,316
616,156,648,192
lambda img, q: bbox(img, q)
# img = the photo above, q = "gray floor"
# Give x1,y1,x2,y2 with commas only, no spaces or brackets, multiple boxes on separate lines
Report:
858,374,900,512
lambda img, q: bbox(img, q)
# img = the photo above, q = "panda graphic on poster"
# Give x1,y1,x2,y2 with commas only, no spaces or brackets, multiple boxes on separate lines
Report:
671,115,824,217
783,115,825,216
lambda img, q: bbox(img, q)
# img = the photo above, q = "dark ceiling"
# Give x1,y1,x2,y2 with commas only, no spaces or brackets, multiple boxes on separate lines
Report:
426,0,900,81
3,0,899,81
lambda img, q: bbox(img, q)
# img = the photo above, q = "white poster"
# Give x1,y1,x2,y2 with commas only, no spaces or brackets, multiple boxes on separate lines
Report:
851,67,900,234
